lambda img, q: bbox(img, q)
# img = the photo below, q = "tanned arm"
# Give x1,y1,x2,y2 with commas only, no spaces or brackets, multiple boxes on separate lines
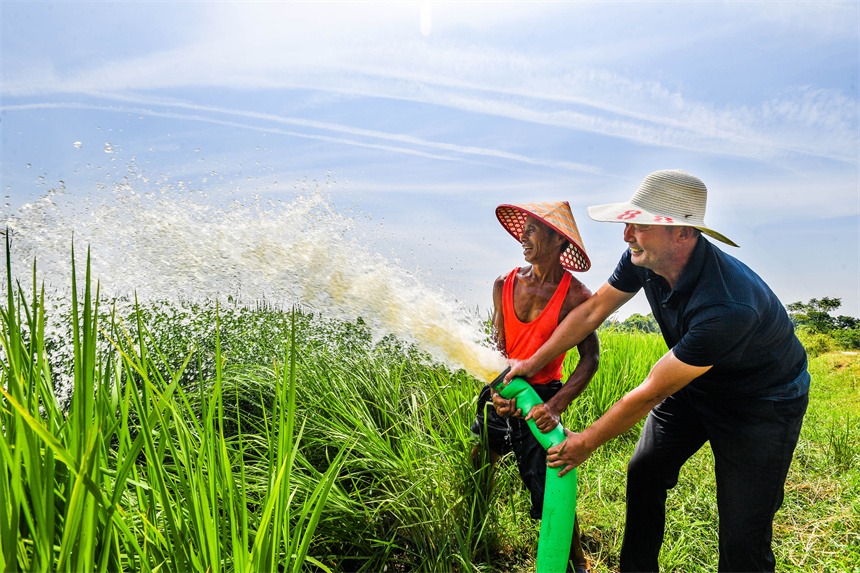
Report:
490,274,505,354
525,278,601,433
490,274,523,418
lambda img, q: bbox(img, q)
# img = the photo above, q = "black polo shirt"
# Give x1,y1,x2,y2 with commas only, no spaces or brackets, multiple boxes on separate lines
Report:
608,236,809,400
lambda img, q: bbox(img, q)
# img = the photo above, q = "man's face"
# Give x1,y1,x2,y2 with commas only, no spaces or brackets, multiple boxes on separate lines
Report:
520,216,564,265
622,223,679,271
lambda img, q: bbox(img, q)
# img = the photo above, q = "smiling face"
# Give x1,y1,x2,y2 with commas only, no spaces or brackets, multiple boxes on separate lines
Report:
520,215,566,266
622,223,699,282
623,223,675,269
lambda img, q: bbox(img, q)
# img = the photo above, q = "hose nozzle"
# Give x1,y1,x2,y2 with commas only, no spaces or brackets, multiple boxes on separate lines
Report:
491,365,512,389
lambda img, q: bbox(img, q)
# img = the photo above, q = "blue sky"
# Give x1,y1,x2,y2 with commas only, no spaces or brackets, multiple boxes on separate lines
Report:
1,1,858,320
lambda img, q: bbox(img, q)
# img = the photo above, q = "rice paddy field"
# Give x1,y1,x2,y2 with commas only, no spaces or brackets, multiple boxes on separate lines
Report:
1,251,858,572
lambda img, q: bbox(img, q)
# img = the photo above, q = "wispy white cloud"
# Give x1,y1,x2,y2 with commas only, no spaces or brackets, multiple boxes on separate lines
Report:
4,30,855,166
1,100,601,173
1,2,856,166
1,102,462,162
334,50,857,163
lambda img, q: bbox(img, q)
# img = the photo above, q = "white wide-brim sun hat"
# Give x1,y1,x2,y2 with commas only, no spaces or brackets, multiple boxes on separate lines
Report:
587,169,738,247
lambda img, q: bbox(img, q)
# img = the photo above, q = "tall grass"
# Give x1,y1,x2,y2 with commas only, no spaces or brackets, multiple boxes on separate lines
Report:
2,244,856,572
0,243,347,572
562,326,668,433
298,355,495,570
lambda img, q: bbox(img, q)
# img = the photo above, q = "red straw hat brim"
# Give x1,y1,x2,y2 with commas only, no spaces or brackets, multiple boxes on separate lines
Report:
496,202,590,272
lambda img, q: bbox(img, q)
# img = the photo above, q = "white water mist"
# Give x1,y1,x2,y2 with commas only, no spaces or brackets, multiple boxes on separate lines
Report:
2,178,507,387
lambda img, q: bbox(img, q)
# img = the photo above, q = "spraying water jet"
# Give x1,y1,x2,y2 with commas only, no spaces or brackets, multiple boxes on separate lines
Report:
1,183,508,394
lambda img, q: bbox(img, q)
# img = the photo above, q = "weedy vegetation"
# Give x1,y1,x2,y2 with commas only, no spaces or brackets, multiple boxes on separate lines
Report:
1,247,858,572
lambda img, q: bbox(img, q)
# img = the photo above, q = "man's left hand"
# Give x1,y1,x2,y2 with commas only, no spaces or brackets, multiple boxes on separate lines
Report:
546,429,593,477
525,402,561,434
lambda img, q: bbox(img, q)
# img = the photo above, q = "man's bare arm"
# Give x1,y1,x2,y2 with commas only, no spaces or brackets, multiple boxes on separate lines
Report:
491,275,505,354
490,275,522,417
546,351,711,476
506,282,634,382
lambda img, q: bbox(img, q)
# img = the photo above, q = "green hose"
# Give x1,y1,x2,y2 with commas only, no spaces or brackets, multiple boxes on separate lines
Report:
493,369,578,573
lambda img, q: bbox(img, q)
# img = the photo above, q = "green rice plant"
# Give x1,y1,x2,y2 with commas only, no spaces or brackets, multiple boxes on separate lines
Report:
298,355,465,569
8,239,857,572
262,341,528,572
1,243,146,573
823,413,859,474
105,301,353,572
563,327,668,432
0,241,349,572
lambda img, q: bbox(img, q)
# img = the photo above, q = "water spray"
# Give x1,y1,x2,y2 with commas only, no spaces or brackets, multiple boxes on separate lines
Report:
491,366,578,573
2,186,509,395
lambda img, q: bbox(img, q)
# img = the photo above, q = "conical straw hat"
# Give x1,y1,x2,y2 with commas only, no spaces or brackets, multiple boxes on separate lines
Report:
496,201,590,271
587,169,738,247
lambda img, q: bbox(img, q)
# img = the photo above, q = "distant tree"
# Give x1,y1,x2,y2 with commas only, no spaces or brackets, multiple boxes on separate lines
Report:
836,315,860,330
787,297,860,352
604,312,661,333
787,297,845,333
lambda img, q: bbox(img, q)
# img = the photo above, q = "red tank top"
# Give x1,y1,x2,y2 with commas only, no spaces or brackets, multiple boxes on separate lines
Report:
503,267,571,385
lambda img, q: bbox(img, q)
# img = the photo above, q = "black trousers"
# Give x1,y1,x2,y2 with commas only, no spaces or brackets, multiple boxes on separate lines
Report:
619,386,808,572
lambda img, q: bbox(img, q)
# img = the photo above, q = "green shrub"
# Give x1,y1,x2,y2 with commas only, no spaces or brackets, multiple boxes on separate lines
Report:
795,327,834,357
833,328,860,351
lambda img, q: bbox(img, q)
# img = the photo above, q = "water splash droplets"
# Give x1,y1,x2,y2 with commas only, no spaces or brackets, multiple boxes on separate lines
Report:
1,179,505,383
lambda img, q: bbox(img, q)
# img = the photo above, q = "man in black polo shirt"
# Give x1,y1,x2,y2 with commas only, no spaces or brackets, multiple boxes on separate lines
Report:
504,169,810,572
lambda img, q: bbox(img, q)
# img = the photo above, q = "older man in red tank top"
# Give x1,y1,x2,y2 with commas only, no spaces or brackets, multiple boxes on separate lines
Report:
470,202,599,573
